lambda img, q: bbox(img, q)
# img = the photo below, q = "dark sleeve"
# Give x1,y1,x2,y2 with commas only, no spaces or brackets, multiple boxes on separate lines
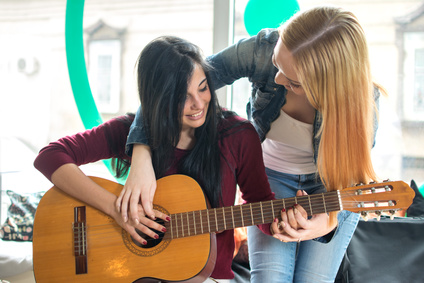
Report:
207,28,279,90
125,106,149,156
34,116,131,181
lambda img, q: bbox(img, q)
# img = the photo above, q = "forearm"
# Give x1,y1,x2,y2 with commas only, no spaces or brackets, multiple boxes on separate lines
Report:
50,163,117,217
130,144,153,172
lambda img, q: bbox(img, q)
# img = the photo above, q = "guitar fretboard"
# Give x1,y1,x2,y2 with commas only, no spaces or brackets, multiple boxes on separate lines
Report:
165,191,341,239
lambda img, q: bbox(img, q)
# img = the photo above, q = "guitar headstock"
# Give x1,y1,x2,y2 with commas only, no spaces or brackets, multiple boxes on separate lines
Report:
340,180,415,220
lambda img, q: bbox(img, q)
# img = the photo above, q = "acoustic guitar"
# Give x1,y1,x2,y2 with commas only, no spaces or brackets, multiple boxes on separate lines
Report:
33,175,414,283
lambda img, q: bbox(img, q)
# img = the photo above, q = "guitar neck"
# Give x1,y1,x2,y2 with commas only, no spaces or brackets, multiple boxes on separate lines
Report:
165,191,340,239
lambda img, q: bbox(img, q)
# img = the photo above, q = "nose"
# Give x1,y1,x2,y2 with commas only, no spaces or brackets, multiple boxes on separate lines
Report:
274,71,288,87
189,93,204,109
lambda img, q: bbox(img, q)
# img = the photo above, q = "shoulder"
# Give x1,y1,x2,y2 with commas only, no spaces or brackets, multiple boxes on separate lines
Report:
218,111,258,140
102,114,134,127
100,114,134,134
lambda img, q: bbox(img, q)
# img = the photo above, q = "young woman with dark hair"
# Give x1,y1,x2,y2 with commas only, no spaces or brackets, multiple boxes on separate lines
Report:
34,35,276,281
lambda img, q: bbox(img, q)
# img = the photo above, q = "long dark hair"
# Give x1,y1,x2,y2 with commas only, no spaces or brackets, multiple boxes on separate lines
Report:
106,113,134,179
135,36,223,208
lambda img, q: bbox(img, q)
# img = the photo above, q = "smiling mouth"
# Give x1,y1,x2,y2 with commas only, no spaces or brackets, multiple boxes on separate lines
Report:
190,110,203,117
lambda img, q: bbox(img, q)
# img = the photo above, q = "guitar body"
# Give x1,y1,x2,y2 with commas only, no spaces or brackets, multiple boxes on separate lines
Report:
33,175,216,283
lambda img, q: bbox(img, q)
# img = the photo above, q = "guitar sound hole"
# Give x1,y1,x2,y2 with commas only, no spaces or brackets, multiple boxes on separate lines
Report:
131,219,165,249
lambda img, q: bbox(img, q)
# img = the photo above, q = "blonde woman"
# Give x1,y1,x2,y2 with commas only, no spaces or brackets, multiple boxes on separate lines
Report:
122,6,385,282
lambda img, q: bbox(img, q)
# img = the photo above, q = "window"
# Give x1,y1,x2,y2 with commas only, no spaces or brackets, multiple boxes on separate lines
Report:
395,3,424,183
88,39,121,113
85,20,125,114
402,32,424,121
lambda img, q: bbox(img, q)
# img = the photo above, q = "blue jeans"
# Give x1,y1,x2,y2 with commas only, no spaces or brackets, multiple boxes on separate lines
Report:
247,168,360,283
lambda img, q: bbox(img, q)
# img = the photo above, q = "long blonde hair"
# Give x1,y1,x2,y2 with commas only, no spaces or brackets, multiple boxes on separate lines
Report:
280,6,384,222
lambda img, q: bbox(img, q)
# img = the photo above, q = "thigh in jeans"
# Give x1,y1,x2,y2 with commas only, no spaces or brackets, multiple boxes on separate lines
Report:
247,225,297,283
294,210,360,283
248,168,300,283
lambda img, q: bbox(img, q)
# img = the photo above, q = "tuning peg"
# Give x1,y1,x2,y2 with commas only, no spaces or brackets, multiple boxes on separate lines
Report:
361,211,368,221
375,211,381,221
389,210,396,220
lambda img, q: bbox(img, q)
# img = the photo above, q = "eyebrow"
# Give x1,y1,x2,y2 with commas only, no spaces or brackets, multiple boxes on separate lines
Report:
198,78,207,86
272,54,301,85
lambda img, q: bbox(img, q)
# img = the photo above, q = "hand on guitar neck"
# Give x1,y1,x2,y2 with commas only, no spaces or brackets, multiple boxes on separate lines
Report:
270,189,337,243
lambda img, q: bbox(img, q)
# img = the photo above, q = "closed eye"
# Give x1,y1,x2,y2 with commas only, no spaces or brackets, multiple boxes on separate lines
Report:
290,82,301,88
199,84,208,92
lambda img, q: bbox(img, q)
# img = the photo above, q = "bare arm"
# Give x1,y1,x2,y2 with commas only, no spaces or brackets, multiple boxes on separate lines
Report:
51,163,165,245
116,144,168,224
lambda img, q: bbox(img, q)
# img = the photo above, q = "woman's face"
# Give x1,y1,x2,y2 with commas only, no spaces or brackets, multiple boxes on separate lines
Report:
273,39,305,96
181,64,211,133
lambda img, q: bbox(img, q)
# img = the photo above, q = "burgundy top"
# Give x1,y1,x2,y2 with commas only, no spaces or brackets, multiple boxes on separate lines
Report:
34,114,275,279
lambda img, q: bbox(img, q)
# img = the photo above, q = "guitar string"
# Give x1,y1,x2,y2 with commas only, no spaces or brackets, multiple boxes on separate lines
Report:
72,189,394,245
71,193,342,239
72,196,342,245
165,190,394,238
168,201,341,235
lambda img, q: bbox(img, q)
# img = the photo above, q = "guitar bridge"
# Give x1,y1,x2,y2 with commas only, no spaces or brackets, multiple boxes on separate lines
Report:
73,206,87,274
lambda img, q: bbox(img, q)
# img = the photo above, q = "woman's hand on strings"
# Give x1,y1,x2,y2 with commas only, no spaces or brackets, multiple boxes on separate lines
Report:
116,144,169,225
271,190,337,243
111,202,168,246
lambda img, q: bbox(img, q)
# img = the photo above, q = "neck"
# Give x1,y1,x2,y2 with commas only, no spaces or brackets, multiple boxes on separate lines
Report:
177,129,196,150
282,91,316,124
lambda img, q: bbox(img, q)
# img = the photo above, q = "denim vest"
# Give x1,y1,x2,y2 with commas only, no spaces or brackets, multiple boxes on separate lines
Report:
127,28,379,162
207,29,325,162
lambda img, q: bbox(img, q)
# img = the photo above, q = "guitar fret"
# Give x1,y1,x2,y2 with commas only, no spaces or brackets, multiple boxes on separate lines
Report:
249,203,254,226
214,208,218,232
200,210,204,234
337,190,343,211
186,212,190,236
175,214,179,238
308,195,313,215
174,214,177,239
260,202,264,223
207,209,210,233
170,215,174,239
322,193,327,213
240,205,244,227
231,206,235,229
181,213,184,237
222,207,226,230
193,211,196,235
271,201,275,219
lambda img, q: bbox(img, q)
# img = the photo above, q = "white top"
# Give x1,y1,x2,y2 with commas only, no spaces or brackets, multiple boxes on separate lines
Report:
262,109,317,174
